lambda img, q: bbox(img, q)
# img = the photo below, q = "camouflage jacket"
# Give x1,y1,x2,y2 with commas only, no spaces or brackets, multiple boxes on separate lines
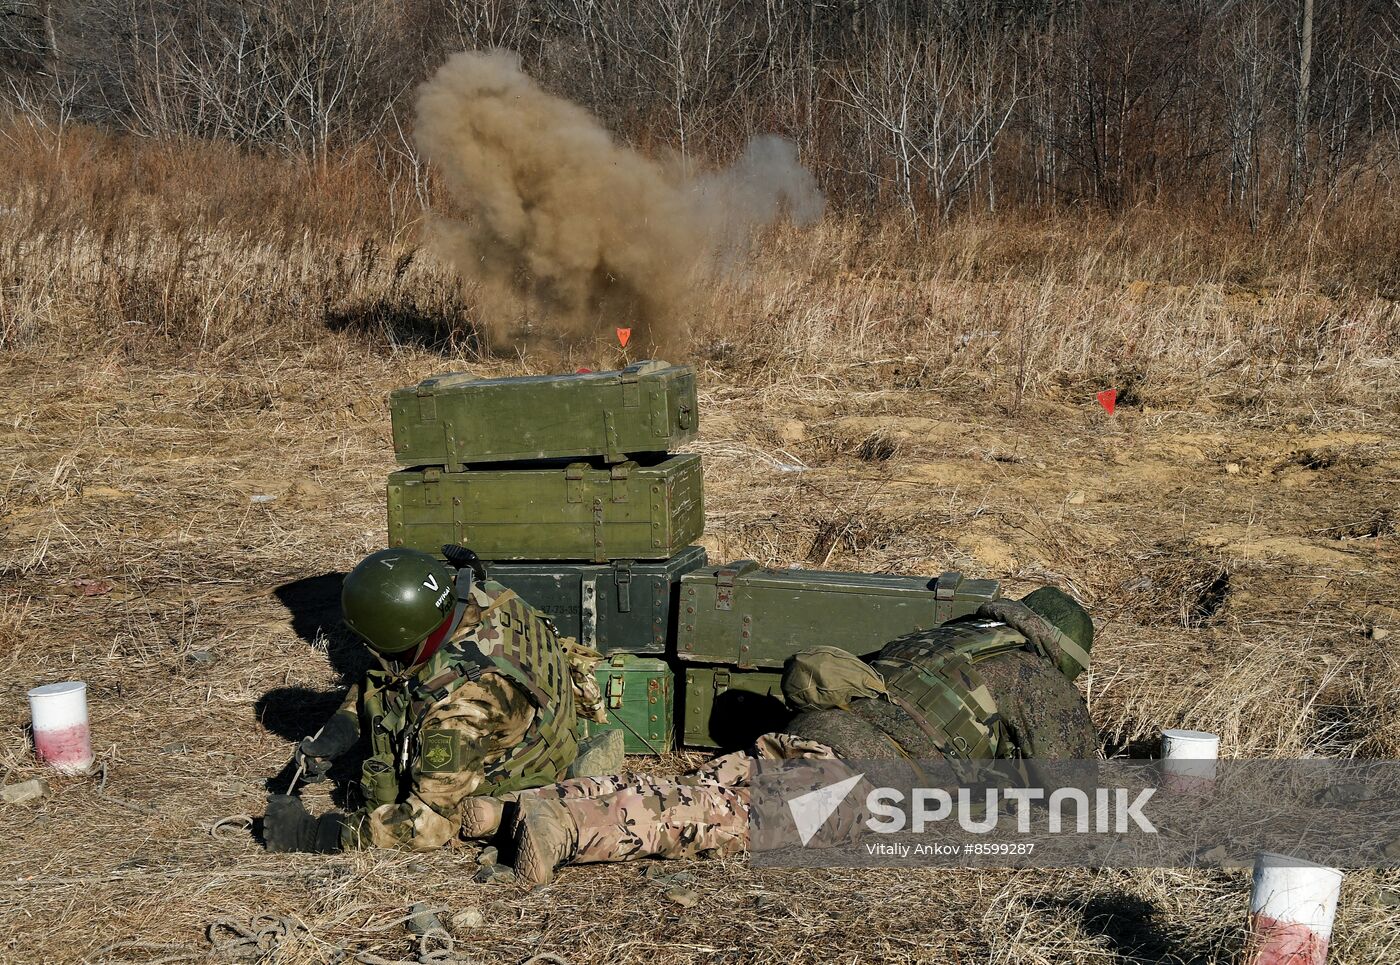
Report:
337,581,606,850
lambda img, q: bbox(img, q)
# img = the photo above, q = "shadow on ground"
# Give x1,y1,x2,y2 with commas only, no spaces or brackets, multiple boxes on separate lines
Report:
261,573,371,805
324,298,483,356
1100,728,1165,760
1026,892,1226,964
272,572,367,681
255,685,346,743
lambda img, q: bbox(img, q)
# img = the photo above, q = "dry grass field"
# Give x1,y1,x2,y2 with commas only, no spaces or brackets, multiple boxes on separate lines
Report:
2,127,1398,963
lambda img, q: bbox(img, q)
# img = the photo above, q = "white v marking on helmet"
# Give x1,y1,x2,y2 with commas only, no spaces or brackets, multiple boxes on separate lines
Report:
422,574,439,591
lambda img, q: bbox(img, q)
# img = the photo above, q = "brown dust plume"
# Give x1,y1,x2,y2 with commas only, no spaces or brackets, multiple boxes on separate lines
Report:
414,50,822,357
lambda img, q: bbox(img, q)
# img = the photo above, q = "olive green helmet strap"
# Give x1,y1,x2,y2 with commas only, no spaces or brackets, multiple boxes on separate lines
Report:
1048,625,1090,676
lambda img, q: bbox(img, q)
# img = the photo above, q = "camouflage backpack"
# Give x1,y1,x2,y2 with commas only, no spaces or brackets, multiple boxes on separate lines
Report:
784,615,1061,761
870,619,1039,760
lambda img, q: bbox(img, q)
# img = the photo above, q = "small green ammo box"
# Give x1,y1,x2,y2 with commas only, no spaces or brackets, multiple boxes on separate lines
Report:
681,666,790,749
589,654,675,755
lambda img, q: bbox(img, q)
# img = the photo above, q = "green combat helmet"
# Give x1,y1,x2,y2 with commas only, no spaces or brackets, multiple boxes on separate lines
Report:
1016,586,1093,680
342,548,457,656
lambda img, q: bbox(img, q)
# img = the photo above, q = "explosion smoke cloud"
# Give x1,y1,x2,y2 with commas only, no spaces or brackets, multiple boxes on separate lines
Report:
414,50,822,356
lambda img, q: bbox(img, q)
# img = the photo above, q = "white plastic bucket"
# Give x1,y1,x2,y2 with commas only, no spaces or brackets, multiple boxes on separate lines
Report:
28,681,94,774
1160,728,1219,792
1249,853,1342,965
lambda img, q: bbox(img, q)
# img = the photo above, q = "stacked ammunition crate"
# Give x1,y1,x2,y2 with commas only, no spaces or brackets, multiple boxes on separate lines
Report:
386,362,1008,755
386,361,706,754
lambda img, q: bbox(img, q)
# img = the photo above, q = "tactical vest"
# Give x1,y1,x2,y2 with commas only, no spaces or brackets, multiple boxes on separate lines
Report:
865,618,1048,760
357,583,579,807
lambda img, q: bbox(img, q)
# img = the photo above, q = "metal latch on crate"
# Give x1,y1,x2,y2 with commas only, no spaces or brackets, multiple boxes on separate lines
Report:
580,578,598,648
619,371,641,408
421,467,442,507
566,463,586,504
607,655,626,709
416,389,437,423
933,571,963,601
615,561,633,612
714,560,758,611
610,461,631,503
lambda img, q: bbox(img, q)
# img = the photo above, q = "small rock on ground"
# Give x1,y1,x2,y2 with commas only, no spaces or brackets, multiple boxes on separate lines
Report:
777,420,807,445
2,779,49,805
451,906,484,931
664,886,699,908
406,902,445,937
472,863,516,885
642,864,696,886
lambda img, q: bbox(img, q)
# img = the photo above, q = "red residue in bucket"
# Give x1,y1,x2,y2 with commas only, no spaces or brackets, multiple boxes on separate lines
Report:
1251,915,1329,965
34,722,92,766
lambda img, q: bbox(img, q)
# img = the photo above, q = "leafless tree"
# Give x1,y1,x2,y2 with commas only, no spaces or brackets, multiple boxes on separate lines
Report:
833,19,1019,224
1,0,1396,227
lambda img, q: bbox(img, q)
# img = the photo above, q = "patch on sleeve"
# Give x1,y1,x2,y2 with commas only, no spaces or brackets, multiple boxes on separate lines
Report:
420,729,460,773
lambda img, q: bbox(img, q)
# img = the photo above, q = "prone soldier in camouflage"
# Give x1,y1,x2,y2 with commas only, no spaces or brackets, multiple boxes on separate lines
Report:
464,586,1096,883
262,547,607,854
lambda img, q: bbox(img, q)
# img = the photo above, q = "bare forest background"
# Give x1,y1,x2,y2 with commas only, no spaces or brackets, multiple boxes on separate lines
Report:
3,0,1400,254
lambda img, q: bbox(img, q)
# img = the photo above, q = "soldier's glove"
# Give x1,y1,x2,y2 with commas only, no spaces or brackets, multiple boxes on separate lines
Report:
263,794,347,853
294,713,358,784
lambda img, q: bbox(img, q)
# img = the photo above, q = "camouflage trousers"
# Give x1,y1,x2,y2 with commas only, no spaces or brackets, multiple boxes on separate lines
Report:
515,733,838,864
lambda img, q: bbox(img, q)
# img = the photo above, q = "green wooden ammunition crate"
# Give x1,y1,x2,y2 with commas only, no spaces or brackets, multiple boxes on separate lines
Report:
589,654,675,755
675,562,1000,669
468,547,708,655
682,666,791,749
387,455,704,562
390,361,698,470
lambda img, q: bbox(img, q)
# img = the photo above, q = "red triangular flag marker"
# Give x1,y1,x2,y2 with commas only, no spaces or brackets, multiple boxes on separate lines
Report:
616,327,632,348
1097,389,1117,416
575,368,593,374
